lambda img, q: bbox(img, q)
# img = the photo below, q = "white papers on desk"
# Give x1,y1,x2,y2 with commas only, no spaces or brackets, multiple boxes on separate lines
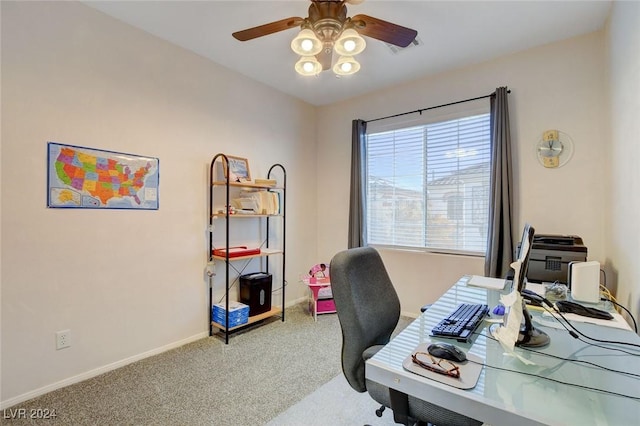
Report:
539,310,632,331
467,275,506,290
492,288,522,352
524,282,546,297
489,262,537,365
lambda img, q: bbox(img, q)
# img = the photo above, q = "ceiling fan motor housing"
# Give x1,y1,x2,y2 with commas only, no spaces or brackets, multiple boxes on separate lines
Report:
308,1,349,43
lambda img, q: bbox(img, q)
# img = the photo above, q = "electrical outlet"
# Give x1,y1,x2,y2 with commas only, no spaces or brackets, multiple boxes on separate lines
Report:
206,261,216,277
56,329,71,350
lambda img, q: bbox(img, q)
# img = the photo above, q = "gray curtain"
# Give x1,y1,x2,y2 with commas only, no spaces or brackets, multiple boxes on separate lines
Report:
484,87,514,278
348,119,367,248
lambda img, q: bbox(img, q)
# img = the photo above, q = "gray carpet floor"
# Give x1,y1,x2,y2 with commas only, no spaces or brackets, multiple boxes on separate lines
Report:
4,304,410,425
265,374,399,426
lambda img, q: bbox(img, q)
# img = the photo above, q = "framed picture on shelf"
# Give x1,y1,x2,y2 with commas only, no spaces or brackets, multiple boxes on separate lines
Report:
222,155,251,182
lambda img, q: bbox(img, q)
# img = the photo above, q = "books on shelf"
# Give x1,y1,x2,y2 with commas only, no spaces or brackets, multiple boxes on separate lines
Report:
232,190,280,215
254,178,277,187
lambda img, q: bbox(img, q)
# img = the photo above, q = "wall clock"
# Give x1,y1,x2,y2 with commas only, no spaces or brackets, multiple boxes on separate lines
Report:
536,129,574,168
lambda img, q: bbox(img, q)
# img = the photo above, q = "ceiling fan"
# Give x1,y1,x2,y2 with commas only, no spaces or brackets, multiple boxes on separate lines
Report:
232,0,418,76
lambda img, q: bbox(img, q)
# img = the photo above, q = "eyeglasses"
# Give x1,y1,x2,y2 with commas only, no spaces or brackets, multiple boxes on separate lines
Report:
411,352,461,378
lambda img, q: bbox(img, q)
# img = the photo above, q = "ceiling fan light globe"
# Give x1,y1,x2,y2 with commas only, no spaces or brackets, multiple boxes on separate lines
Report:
301,39,314,52
333,56,360,76
291,29,322,56
334,29,366,56
344,40,356,52
295,56,322,76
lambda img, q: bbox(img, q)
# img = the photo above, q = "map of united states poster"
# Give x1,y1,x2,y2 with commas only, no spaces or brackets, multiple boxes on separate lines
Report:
47,142,159,209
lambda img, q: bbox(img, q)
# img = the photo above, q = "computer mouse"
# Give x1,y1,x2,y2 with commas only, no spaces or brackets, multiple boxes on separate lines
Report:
427,342,467,362
492,305,505,316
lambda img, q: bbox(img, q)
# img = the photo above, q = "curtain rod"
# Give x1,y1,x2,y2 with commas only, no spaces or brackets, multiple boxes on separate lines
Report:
365,89,511,124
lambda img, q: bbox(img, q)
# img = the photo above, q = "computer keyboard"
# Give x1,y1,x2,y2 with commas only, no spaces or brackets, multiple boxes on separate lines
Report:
431,303,489,342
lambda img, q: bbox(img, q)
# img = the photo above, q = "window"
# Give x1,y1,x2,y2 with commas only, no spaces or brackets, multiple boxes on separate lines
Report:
365,113,491,254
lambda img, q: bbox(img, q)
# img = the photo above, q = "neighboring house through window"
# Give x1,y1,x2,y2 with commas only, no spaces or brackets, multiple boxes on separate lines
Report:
365,110,491,255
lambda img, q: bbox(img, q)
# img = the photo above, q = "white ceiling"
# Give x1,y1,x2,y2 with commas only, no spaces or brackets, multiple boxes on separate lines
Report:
83,1,612,106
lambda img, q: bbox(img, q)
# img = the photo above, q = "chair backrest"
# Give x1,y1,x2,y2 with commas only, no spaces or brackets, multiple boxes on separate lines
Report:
330,247,401,392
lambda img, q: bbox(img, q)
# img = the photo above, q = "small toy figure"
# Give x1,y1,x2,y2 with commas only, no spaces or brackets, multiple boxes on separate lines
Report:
309,263,327,278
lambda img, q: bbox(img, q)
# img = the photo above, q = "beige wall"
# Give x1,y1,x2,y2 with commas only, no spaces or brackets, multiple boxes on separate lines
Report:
1,2,317,406
317,31,609,315
2,0,638,411
606,2,640,326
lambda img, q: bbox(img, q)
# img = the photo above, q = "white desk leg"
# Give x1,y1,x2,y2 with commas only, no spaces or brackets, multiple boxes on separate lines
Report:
308,287,318,322
313,293,318,322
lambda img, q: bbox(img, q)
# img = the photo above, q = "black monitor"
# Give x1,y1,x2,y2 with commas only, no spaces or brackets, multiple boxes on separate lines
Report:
513,223,550,347
514,223,534,293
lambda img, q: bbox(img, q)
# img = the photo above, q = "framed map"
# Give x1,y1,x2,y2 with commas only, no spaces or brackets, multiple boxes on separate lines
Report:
47,142,159,209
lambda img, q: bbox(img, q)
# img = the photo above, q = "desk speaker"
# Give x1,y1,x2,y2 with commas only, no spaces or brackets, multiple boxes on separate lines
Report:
568,261,600,304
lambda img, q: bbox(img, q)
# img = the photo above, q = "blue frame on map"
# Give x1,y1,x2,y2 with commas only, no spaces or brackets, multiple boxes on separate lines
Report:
47,142,159,210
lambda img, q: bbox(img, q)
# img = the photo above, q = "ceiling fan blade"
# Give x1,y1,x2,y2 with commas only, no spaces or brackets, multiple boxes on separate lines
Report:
351,14,417,48
232,17,304,41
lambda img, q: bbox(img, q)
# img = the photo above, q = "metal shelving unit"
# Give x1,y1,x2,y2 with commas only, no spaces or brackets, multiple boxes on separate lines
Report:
208,153,286,344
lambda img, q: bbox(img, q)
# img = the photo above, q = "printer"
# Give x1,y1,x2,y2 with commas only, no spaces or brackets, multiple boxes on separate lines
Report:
521,234,587,284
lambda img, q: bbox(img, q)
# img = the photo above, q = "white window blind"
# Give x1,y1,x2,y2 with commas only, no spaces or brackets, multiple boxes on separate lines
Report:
365,113,491,254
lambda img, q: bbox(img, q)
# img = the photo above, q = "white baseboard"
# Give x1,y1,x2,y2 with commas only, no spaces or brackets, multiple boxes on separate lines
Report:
0,331,208,410
289,296,419,319
2,300,310,410
401,310,420,319
287,296,308,307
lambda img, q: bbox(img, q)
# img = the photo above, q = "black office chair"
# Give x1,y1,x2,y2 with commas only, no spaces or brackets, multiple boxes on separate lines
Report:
330,247,481,426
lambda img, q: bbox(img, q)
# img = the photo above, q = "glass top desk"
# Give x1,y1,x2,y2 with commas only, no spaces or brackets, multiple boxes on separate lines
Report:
366,276,640,426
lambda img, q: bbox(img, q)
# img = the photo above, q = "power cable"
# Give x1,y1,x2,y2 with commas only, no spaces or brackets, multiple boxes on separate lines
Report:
526,292,640,349
465,358,640,401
